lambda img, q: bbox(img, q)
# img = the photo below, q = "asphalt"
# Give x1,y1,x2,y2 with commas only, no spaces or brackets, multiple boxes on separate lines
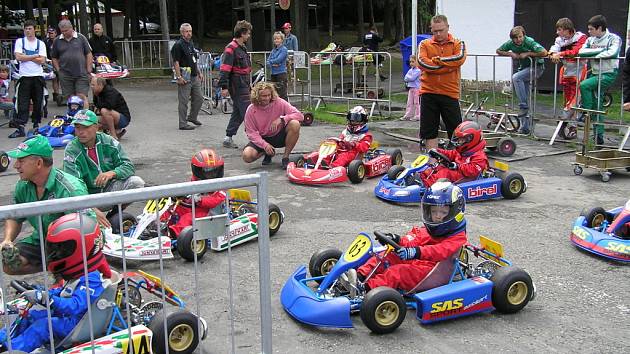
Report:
0,79,629,353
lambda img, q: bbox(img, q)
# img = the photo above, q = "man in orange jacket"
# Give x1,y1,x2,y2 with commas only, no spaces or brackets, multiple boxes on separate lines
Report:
417,15,466,153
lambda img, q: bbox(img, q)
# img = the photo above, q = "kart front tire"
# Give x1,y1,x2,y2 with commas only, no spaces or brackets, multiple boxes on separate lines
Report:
108,212,137,236
580,206,608,228
385,148,403,166
308,248,342,279
149,309,200,354
501,172,525,199
0,151,9,172
360,287,406,334
177,226,207,262
268,203,283,236
496,137,517,157
490,266,534,314
348,160,365,184
387,165,406,181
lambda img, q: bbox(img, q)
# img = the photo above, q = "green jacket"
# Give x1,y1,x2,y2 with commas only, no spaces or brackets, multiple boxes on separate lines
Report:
63,132,136,194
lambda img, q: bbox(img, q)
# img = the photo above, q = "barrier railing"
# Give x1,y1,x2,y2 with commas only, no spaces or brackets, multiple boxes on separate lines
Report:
0,41,13,61
0,173,273,354
117,39,172,71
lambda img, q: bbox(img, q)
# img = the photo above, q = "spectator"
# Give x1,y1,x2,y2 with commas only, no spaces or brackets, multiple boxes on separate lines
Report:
1,135,89,275
363,24,383,52
51,19,93,107
89,23,117,63
267,31,288,100
219,20,253,149
63,109,145,227
623,44,630,112
44,26,61,105
0,65,14,120
417,15,466,152
401,56,421,121
171,23,203,131
578,15,621,145
242,82,303,169
90,76,131,140
496,26,547,134
10,19,47,138
282,22,298,51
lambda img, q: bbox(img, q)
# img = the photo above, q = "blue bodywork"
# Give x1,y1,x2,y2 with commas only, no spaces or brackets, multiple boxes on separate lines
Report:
26,115,75,148
571,206,630,262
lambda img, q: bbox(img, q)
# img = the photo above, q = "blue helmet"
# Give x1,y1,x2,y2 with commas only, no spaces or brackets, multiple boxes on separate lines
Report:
421,181,466,237
67,96,84,117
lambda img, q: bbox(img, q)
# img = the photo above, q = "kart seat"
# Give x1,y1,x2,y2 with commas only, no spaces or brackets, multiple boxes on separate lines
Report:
54,270,121,350
405,250,459,294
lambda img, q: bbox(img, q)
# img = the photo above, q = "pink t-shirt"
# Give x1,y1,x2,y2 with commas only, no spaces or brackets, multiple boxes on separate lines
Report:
244,98,303,149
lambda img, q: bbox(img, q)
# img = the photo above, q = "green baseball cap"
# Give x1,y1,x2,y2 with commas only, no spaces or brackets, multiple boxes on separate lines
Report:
7,135,54,158
72,109,99,126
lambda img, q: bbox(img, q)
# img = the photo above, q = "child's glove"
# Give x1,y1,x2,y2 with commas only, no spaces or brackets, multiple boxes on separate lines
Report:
193,194,203,204
396,247,420,260
447,162,458,170
23,289,50,306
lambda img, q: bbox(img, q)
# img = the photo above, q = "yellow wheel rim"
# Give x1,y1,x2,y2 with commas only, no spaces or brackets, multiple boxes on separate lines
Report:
374,301,400,326
320,259,337,275
507,281,528,306
121,220,135,234
0,155,8,168
592,214,606,227
269,212,280,230
169,324,194,352
357,165,365,179
193,239,206,254
509,179,522,194
395,154,403,166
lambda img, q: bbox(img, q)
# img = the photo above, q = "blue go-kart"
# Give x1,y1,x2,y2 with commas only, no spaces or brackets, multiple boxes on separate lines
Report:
26,114,75,148
281,231,535,334
570,200,630,262
374,149,526,204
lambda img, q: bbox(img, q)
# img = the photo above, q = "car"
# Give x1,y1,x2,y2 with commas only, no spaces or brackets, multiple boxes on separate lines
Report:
374,149,526,203
286,138,403,185
139,19,160,34
281,231,535,333
570,200,630,262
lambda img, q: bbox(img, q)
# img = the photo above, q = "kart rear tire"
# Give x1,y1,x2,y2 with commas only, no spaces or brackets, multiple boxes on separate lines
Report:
501,172,525,199
385,148,403,166
289,155,305,168
302,112,314,126
580,207,608,228
496,137,516,157
360,287,406,334
387,165,406,181
149,309,200,354
490,266,534,314
348,160,365,184
268,203,283,236
177,226,207,262
0,151,9,172
308,248,342,279
108,212,137,236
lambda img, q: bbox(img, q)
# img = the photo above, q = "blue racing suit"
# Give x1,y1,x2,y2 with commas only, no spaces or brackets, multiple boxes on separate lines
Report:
0,271,107,352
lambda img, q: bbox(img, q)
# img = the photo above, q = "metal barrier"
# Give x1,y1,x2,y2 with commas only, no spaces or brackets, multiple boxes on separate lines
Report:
198,51,215,114
0,41,13,61
116,39,172,70
0,173,273,354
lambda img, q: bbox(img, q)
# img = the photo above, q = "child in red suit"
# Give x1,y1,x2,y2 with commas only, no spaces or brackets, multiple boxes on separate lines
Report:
168,149,227,236
421,121,489,187
356,181,467,293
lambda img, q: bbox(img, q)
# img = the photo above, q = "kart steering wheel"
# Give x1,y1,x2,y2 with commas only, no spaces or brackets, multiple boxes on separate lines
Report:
374,231,401,251
10,280,32,293
428,149,453,167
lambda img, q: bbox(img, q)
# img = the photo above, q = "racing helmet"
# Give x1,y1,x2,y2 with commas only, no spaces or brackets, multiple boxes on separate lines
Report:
46,213,108,280
191,148,224,180
451,121,484,154
346,105,368,134
421,181,466,237
67,95,85,117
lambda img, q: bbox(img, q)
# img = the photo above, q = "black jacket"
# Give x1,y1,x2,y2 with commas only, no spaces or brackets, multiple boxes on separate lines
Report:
89,34,117,62
93,84,131,120
623,47,630,104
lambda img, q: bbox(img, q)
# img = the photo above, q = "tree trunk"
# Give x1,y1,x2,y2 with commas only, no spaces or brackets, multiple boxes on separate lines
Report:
270,0,276,34
397,0,404,41
328,0,333,39
104,0,113,38
90,0,99,28
244,0,251,23
195,0,203,39
356,0,364,42
25,0,34,19
368,0,375,26
383,0,393,42
36,0,44,32
78,0,88,35
129,0,138,37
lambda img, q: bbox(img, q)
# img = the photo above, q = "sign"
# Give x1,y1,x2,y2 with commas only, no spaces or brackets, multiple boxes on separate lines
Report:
293,51,306,68
279,0,291,10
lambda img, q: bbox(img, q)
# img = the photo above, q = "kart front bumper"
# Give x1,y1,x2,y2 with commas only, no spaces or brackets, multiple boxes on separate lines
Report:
374,178,423,203
570,216,630,262
286,163,348,185
280,265,353,328
103,229,174,261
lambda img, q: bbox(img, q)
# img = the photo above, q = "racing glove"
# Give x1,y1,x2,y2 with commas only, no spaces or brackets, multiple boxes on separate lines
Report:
447,162,458,170
23,289,51,306
192,194,203,204
396,247,421,260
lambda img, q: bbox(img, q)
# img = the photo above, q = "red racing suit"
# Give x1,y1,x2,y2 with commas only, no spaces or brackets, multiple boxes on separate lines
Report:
167,181,227,236
308,128,373,168
357,226,467,292
421,142,489,187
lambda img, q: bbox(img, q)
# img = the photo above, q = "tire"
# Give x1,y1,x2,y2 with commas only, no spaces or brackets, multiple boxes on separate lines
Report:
573,165,583,175
302,112,314,126
580,206,608,228
504,115,520,132
348,160,365,184
385,148,403,166
268,203,283,236
177,226,207,262
360,287,407,334
117,280,143,308
490,266,534,314
602,93,613,108
0,151,9,172
149,309,200,354
500,172,525,199
289,155,305,168
108,212,137,236
387,165,406,181
496,137,516,157
308,248,342,278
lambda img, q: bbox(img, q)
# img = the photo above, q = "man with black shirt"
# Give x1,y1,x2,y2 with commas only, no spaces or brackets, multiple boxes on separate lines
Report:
89,23,117,63
44,26,61,105
171,23,203,131
91,76,131,140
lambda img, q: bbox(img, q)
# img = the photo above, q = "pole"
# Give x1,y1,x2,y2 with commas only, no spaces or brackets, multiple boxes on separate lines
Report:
411,0,417,56
270,0,276,36
158,0,170,68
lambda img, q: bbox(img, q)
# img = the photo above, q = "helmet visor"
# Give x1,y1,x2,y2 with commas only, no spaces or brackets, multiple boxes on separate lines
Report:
46,239,76,262
347,112,366,123
192,164,224,180
421,201,460,226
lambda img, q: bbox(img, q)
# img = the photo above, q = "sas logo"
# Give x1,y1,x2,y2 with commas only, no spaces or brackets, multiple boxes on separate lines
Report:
467,185,497,199
430,298,463,313
572,226,590,240
605,241,630,255
378,186,390,195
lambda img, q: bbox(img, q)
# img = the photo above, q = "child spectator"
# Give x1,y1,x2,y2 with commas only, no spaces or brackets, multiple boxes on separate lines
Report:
267,31,289,101
0,65,14,120
401,56,421,121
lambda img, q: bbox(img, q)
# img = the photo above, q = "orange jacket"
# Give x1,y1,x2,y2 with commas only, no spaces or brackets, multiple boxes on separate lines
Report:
417,34,466,99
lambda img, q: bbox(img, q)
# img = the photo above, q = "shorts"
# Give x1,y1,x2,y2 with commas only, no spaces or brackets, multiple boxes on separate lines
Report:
245,127,288,153
16,240,44,266
59,73,90,98
117,113,130,129
419,93,462,140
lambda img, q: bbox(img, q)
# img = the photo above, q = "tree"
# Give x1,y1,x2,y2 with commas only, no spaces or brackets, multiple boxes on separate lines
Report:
356,0,364,42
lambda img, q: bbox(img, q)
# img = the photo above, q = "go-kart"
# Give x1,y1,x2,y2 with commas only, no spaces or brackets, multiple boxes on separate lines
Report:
374,149,526,203
25,114,75,147
0,270,206,354
281,231,535,333
286,139,403,185
570,200,630,262
0,151,9,172
310,42,344,65
104,189,284,262
93,55,129,79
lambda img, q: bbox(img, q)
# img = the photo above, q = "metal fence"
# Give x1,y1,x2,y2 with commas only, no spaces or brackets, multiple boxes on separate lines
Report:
0,173,272,354
117,39,172,71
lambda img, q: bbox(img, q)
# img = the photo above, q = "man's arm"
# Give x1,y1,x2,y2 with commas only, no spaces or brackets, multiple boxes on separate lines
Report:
52,58,60,71
594,35,622,59
559,35,587,57
2,219,22,246
434,40,466,68
110,142,135,180
243,107,267,149
62,146,83,179
496,40,518,58
86,51,93,74
218,47,235,90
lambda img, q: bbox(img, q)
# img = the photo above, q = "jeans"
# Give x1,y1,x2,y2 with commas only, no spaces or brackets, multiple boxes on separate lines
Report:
580,71,617,137
512,65,544,111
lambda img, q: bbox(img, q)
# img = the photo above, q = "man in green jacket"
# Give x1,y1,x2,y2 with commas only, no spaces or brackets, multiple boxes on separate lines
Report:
63,110,145,226
2,135,90,275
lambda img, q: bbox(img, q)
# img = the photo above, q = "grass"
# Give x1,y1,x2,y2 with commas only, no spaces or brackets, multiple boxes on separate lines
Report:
306,102,396,125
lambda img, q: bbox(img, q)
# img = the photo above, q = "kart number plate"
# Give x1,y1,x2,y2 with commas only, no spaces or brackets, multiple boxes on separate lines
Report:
49,119,64,128
344,234,371,262
144,198,170,214
479,235,507,266
412,155,429,168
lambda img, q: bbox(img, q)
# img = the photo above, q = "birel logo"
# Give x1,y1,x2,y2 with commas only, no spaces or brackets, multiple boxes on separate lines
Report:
467,185,497,199
430,298,463,314
329,168,343,179
378,186,390,195
228,224,250,239
140,249,171,256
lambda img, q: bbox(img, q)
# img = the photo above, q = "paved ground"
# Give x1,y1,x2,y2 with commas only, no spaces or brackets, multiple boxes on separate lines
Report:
0,80,629,353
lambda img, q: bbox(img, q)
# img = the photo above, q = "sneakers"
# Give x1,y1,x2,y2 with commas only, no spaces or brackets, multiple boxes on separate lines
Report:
179,125,195,130
188,119,202,126
566,126,577,139
8,126,25,138
340,269,364,298
223,136,238,149
262,154,272,165
32,123,39,131
281,157,290,170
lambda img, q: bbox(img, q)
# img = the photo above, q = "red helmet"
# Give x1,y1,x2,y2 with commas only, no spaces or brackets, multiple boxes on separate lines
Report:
46,213,109,280
452,121,484,154
191,148,224,180
282,22,292,30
